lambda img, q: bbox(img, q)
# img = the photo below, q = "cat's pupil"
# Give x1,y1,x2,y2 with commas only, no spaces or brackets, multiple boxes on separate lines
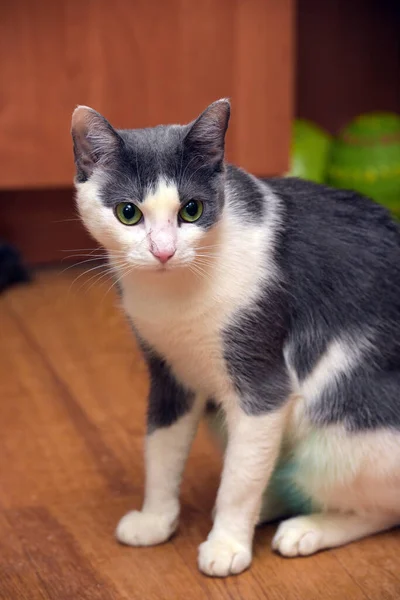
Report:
185,201,198,217
123,203,135,220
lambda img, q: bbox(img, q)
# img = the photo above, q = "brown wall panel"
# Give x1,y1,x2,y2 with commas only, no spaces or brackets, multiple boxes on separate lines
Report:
296,0,400,134
0,0,294,189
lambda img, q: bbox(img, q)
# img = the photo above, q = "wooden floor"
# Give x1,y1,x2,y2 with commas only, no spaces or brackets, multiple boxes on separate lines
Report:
1,268,399,600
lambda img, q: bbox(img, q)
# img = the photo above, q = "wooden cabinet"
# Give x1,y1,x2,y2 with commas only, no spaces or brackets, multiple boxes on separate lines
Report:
0,0,294,263
0,0,294,189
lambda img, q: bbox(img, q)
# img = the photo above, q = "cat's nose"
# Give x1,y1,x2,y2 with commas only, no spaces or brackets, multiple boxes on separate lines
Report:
150,247,176,264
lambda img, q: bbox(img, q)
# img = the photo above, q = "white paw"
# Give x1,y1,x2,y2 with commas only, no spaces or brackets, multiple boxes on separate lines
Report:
198,536,252,577
272,516,323,557
115,510,178,547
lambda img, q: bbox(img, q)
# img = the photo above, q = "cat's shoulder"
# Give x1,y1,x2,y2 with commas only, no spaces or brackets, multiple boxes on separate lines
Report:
263,176,394,223
256,176,400,243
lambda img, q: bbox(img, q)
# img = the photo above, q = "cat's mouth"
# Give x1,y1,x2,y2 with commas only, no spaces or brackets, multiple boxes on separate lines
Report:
151,260,191,274
147,260,178,273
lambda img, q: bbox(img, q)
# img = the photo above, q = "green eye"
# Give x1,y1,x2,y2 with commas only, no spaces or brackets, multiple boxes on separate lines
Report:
179,200,203,223
116,202,143,225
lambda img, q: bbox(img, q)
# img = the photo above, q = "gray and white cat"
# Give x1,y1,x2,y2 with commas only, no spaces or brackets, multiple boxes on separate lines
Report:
71,99,400,577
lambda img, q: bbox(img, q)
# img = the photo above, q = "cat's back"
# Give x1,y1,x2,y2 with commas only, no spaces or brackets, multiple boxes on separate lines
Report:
265,177,400,254
262,177,400,296
226,169,400,260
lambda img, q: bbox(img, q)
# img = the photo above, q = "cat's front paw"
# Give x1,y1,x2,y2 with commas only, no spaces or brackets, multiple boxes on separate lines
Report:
115,510,178,547
198,535,252,577
272,516,323,557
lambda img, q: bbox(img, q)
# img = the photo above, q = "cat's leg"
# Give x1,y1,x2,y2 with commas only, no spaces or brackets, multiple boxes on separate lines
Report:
212,479,291,526
198,403,288,577
116,355,203,547
204,401,293,526
272,512,399,557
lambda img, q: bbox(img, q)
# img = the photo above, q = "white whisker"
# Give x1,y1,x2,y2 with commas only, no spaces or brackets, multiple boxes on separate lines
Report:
59,257,108,273
79,259,130,292
101,264,136,303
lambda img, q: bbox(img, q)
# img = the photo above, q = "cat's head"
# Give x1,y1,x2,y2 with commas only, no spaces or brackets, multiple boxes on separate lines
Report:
71,100,230,272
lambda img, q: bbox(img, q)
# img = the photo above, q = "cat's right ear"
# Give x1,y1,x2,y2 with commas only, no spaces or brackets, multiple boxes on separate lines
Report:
71,106,121,182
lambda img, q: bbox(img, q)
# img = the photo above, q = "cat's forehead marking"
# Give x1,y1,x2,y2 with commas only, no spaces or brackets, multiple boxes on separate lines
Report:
143,179,180,218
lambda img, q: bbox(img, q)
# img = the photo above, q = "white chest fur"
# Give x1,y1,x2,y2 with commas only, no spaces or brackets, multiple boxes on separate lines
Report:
126,294,230,397
120,213,276,400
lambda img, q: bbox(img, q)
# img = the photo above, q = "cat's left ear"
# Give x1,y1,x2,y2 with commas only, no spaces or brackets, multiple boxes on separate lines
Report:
184,99,230,169
71,106,122,182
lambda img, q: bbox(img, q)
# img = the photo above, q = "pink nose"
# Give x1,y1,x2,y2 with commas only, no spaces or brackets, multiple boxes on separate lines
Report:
150,248,176,264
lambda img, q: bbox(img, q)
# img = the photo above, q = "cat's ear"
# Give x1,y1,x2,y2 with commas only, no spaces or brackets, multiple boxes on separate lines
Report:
184,99,230,168
71,106,122,181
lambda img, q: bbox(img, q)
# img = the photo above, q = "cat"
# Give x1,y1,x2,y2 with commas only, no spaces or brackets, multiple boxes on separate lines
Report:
71,99,400,577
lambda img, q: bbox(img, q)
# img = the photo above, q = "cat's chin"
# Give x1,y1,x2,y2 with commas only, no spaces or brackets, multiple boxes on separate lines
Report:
136,262,186,275
153,264,190,275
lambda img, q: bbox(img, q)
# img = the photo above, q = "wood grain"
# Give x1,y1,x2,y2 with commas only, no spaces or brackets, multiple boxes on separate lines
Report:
0,0,293,189
0,269,399,599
